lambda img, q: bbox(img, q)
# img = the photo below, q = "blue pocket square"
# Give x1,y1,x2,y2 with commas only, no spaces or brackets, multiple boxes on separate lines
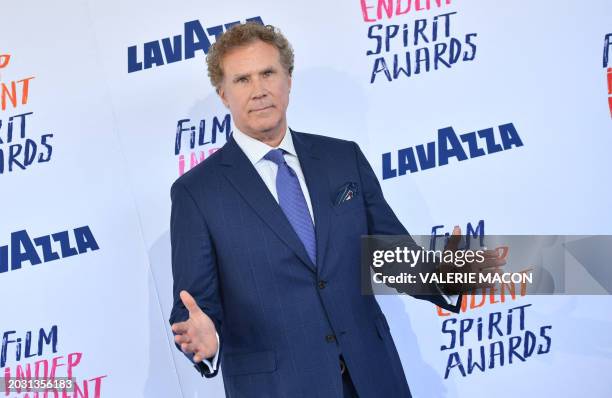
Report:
334,182,359,206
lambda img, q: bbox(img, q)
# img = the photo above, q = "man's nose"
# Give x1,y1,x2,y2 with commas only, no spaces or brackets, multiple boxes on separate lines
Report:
251,76,268,99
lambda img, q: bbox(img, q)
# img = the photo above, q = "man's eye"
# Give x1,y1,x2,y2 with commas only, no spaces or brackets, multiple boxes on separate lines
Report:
263,70,273,77
237,77,248,83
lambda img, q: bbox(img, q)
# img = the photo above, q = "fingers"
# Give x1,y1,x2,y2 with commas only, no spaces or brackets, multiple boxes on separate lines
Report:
192,346,216,363
172,325,212,359
173,332,206,358
180,341,197,354
482,249,504,259
482,249,499,258
182,342,213,363
174,333,191,345
171,321,189,335
171,325,197,354
445,226,462,251
466,249,506,271
180,290,201,315
478,255,506,269
473,260,504,271
179,340,211,361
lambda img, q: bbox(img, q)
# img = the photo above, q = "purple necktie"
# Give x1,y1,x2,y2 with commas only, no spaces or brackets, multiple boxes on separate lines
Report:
264,149,316,265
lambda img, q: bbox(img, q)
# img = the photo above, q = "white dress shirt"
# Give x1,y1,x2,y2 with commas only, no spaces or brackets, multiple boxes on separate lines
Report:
232,125,315,224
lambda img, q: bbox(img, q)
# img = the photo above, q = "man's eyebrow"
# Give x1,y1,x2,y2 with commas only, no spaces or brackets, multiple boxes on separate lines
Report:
231,66,278,81
232,72,251,81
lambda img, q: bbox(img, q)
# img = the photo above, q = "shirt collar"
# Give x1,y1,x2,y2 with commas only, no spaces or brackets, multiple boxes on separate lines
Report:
232,123,296,165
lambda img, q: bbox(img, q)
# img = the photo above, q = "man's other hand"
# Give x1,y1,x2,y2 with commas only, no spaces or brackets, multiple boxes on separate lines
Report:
439,226,507,294
171,290,218,363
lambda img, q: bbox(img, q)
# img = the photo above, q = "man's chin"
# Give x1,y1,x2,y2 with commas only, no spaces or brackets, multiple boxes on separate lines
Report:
248,119,283,133
256,125,281,135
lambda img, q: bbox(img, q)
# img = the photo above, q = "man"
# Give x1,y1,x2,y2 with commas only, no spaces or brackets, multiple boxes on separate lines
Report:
169,23,463,398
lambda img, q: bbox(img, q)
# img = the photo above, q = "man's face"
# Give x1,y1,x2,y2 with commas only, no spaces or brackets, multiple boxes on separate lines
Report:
218,40,292,140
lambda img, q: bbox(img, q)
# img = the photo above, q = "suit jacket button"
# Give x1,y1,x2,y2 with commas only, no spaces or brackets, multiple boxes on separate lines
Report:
326,334,336,343
318,280,326,289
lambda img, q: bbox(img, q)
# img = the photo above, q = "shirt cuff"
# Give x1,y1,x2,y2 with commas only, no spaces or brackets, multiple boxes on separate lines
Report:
198,332,220,372
434,282,460,306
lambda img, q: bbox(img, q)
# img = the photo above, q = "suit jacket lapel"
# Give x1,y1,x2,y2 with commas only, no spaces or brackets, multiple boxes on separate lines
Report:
220,136,317,273
291,130,332,277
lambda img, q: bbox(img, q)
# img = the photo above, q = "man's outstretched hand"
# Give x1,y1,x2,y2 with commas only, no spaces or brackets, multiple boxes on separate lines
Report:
171,290,218,363
439,226,507,295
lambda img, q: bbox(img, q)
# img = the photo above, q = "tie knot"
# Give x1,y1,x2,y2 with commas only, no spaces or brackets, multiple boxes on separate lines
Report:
264,148,286,166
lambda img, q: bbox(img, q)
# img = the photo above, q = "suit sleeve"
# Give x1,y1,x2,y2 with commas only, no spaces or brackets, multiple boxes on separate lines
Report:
352,142,462,314
169,181,224,377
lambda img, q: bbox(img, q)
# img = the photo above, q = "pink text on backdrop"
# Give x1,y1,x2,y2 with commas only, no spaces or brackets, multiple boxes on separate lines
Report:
175,114,231,176
1,326,108,397
604,34,612,117
361,0,453,22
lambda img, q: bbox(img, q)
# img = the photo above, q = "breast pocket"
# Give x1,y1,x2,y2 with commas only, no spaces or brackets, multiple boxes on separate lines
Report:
223,350,277,377
332,195,363,216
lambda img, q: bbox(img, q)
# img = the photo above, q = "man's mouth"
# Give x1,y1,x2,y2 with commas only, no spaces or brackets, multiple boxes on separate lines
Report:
250,105,274,113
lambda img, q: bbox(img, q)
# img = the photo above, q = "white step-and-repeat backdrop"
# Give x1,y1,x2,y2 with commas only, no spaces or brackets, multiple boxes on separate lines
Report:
2,1,611,397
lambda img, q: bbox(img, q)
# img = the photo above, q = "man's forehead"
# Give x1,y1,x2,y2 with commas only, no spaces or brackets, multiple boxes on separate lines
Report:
222,41,281,73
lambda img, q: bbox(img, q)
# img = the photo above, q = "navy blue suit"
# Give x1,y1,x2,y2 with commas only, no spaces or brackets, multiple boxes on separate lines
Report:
169,130,461,397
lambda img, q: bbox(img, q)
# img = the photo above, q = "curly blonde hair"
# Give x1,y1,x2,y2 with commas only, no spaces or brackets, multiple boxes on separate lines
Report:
206,23,294,91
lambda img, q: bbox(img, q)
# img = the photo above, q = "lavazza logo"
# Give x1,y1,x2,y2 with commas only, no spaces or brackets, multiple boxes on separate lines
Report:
381,122,523,179
0,226,100,274
127,16,263,73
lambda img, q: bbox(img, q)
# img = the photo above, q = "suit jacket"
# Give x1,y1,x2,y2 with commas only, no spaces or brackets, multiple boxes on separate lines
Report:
169,129,461,398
